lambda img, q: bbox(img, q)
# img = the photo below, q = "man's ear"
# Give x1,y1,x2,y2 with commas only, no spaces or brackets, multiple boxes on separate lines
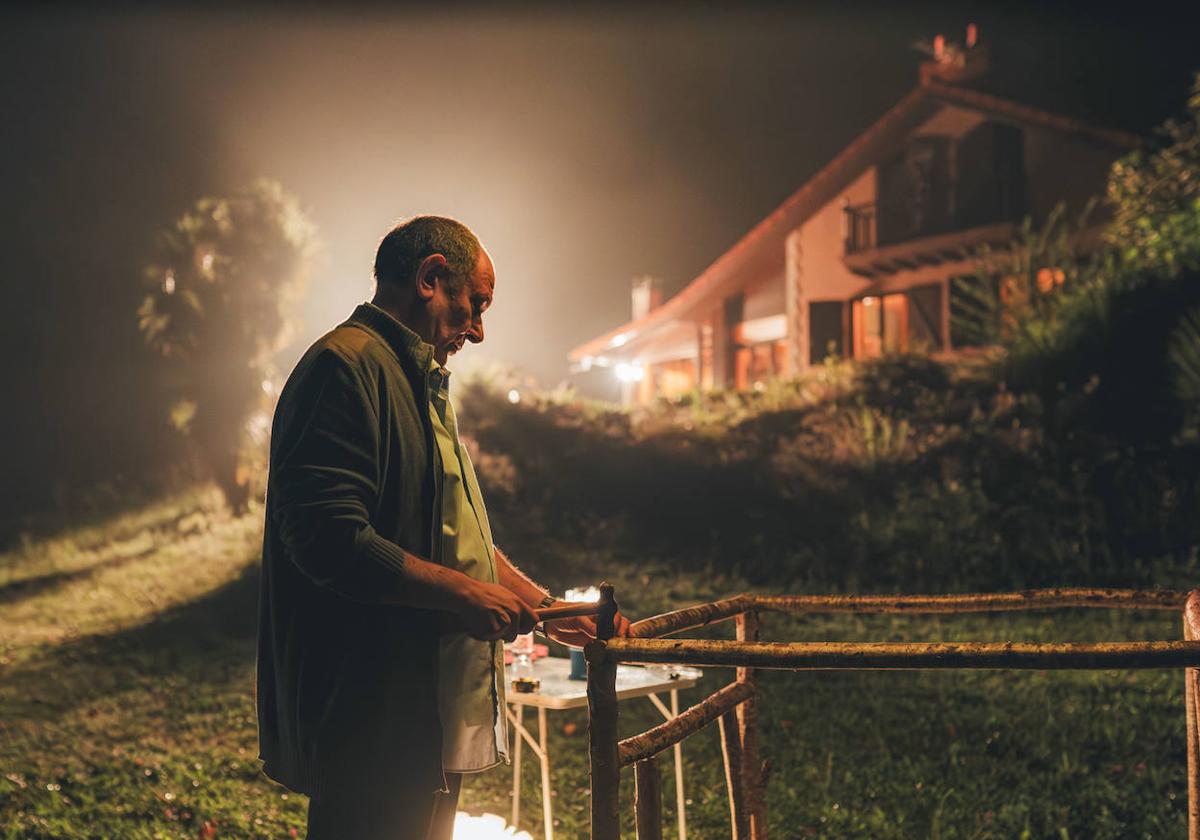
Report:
414,254,449,302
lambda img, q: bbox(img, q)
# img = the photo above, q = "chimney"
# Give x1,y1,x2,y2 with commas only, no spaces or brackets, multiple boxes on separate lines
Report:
918,25,989,86
631,276,663,320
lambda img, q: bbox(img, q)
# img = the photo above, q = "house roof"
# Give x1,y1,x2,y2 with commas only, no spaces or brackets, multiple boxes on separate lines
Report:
568,79,1143,363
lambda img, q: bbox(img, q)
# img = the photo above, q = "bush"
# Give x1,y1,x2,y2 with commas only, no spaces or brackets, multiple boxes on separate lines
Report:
459,356,1200,593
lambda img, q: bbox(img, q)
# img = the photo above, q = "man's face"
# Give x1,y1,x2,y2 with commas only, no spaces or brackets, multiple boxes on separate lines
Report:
430,249,494,365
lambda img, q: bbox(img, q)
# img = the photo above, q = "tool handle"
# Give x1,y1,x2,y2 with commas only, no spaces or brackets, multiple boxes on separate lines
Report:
536,602,604,623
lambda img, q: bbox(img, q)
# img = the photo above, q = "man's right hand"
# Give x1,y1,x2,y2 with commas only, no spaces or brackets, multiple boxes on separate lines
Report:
453,579,538,642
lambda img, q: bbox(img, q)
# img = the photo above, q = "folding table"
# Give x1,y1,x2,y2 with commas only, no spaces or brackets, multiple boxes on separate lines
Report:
503,656,702,840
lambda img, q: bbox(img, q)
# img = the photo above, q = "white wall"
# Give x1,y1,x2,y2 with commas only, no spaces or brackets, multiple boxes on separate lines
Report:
796,166,876,301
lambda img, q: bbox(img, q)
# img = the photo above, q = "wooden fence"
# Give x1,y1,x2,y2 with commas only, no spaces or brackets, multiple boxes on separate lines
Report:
580,584,1200,839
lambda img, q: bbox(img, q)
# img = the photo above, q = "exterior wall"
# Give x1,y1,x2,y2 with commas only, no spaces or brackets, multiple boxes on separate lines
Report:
787,167,876,371
743,271,786,321
797,167,877,301
1024,126,1117,224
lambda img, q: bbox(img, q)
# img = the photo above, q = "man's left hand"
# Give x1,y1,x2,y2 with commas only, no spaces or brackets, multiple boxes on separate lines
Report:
542,601,633,648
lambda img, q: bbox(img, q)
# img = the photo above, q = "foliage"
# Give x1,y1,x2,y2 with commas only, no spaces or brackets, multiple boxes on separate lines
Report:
951,199,1107,351
1107,73,1200,277
459,357,1200,593
949,78,1200,451
137,179,319,511
1170,305,1200,435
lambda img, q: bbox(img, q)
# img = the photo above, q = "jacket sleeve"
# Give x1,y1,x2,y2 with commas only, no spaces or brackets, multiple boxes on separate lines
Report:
269,349,412,604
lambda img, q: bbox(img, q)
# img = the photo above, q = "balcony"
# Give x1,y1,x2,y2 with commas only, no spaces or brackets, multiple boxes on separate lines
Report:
843,194,1022,279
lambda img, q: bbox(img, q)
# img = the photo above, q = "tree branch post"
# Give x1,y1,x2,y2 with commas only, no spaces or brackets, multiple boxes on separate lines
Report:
1186,590,1200,840
719,708,749,838
634,757,663,840
737,610,767,839
588,638,621,840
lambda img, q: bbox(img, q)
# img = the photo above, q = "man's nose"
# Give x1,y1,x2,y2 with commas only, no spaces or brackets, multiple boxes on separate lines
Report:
466,317,484,344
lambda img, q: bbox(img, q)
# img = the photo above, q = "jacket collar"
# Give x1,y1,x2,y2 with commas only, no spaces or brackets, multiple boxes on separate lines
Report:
347,302,436,374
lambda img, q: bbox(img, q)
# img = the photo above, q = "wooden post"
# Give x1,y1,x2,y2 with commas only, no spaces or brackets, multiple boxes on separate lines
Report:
719,709,749,838
737,610,767,839
1186,591,1200,840
589,639,621,840
597,582,618,641
634,757,663,840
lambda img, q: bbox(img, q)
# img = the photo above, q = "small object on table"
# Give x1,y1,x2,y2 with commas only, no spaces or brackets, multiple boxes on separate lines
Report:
568,647,587,680
512,631,534,669
503,643,549,665
512,676,540,693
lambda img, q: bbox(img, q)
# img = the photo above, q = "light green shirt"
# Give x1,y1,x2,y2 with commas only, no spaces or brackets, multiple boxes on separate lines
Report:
426,345,509,772
363,304,508,774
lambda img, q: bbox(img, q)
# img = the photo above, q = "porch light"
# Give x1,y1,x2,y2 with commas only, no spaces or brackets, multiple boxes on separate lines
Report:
507,389,521,405
615,362,645,383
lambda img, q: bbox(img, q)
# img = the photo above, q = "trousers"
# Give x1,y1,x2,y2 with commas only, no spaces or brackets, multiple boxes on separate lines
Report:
305,772,462,840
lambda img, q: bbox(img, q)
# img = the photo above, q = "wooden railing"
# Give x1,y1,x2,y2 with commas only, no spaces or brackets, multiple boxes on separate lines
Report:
583,585,1200,839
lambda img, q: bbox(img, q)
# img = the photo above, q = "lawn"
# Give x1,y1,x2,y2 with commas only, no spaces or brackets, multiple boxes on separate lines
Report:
0,490,1192,838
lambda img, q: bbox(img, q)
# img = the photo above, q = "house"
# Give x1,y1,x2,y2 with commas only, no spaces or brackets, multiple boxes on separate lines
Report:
568,30,1142,405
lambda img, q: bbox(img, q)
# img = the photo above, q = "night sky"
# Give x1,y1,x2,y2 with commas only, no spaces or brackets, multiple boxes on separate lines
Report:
1,3,1194,523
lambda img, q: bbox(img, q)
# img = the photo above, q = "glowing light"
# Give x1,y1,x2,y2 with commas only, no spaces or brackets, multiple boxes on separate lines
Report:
565,586,601,603
610,332,630,348
261,379,273,394
244,410,271,443
507,388,521,404
615,362,644,383
201,252,214,272
162,271,176,295
452,811,533,839
862,296,878,307
579,356,593,372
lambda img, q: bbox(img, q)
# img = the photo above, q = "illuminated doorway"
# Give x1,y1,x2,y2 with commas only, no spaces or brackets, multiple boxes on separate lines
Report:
852,294,908,359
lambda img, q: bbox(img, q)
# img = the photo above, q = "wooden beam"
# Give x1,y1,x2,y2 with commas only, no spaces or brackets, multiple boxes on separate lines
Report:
719,710,750,839
752,589,1187,615
1187,591,1200,840
619,681,755,766
634,757,663,840
737,611,767,839
630,595,756,639
604,638,1200,671
588,641,622,840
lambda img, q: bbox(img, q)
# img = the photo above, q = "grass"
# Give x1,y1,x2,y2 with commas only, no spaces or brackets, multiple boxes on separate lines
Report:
0,488,1192,838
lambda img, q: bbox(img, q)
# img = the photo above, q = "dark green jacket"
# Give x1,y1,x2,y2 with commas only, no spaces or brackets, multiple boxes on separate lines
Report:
256,304,445,798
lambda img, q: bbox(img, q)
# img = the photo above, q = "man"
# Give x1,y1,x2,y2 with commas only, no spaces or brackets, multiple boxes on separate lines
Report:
256,216,630,839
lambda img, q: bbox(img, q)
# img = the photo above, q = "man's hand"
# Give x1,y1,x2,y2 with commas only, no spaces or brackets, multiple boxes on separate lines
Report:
453,579,538,642
543,601,633,649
